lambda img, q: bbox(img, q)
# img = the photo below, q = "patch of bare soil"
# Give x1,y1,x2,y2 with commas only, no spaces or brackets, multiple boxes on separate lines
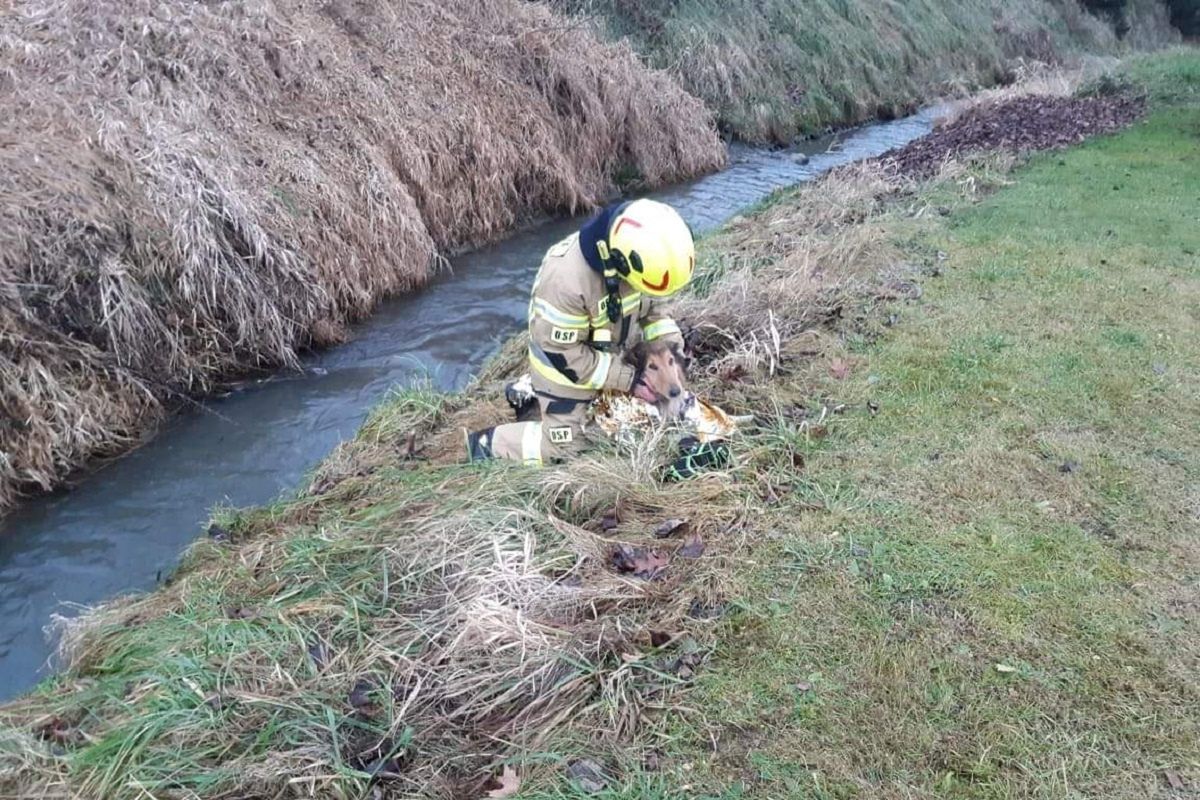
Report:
881,94,1147,177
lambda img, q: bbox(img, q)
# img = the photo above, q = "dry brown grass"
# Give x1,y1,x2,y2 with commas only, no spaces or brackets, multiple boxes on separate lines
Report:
0,0,724,514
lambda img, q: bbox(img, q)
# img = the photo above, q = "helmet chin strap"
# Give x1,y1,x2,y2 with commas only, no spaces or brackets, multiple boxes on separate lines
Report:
595,240,628,324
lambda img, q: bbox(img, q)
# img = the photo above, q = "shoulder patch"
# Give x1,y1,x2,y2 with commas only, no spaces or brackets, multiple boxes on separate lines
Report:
551,327,580,344
549,427,574,445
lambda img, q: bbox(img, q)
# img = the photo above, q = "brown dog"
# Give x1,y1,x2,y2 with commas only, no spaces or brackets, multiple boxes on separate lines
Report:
626,340,689,420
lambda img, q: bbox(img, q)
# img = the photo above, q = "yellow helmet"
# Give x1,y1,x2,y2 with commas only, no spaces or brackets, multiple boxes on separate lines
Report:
606,199,695,297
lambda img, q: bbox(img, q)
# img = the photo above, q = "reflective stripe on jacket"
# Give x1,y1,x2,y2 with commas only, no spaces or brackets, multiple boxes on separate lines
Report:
527,232,683,400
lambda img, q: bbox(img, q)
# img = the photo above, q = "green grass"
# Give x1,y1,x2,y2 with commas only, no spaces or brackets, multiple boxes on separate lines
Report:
519,51,1200,799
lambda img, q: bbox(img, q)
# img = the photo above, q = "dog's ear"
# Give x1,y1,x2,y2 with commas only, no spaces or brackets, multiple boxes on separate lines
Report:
624,341,647,368
670,343,692,377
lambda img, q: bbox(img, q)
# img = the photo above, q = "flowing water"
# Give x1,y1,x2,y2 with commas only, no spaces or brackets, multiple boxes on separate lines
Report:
0,109,941,699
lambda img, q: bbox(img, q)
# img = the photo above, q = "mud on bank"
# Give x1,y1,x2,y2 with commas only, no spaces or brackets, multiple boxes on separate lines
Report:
0,0,725,514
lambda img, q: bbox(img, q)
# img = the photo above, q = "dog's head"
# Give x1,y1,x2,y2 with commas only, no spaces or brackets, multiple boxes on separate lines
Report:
629,340,688,418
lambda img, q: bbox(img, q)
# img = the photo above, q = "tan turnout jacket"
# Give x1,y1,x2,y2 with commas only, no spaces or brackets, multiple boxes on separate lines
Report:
527,231,684,400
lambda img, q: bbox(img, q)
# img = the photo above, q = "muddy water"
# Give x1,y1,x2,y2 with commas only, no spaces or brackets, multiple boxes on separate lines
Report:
0,109,940,698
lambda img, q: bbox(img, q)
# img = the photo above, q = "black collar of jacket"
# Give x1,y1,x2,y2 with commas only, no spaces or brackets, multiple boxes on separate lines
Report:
579,200,632,275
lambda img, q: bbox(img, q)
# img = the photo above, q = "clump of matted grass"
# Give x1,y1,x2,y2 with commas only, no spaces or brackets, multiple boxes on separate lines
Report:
0,0,725,514
0,430,747,797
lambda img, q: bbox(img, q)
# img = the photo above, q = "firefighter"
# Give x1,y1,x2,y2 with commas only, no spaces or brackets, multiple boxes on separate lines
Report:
466,198,694,464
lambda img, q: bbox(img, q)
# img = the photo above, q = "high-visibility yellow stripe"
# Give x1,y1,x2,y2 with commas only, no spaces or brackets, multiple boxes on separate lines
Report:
590,292,642,326
587,352,613,389
531,298,589,328
642,319,681,341
521,422,543,466
528,346,610,391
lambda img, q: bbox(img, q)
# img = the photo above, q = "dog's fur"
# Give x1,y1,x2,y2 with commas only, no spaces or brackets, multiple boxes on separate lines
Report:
625,339,689,420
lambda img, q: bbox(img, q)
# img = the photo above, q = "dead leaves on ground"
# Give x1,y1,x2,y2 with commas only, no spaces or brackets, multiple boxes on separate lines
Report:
611,544,670,579
608,515,708,580
653,517,689,538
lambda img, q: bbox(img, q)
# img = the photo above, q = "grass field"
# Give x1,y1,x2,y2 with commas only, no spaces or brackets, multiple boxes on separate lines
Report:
1,50,1196,800
517,50,1200,799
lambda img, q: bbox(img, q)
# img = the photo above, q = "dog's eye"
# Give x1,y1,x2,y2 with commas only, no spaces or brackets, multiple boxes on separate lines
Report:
648,364,659,371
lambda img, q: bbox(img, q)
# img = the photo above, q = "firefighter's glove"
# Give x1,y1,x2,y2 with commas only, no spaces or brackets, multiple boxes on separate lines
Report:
664,436,732,481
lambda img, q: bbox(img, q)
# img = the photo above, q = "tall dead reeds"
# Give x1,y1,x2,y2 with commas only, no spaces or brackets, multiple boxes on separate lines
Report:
0,0,725,513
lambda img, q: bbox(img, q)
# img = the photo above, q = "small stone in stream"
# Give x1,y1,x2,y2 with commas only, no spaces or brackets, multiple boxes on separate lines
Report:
207,524,230,542
565,759,609,794
653,518,689,538
1059,461,1080,474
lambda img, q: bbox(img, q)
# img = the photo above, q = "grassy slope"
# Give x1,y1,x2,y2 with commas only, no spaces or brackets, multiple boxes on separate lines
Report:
562,0,1176,143
2,51,1197,800
535,53,1199,799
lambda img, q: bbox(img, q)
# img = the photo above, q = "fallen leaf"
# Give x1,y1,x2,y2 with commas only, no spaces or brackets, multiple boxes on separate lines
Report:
349,679,376,709
565,759,609,794
34,716,82,746
828,358,851,380
1163,770,1185,790
994,663,1017,674
679,533,706,559
611,545,670,580
653,518,689,538
307,641,330,669
486,765,521,798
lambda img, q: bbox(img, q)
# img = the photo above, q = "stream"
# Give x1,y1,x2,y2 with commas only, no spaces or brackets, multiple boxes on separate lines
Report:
0,108,941,699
